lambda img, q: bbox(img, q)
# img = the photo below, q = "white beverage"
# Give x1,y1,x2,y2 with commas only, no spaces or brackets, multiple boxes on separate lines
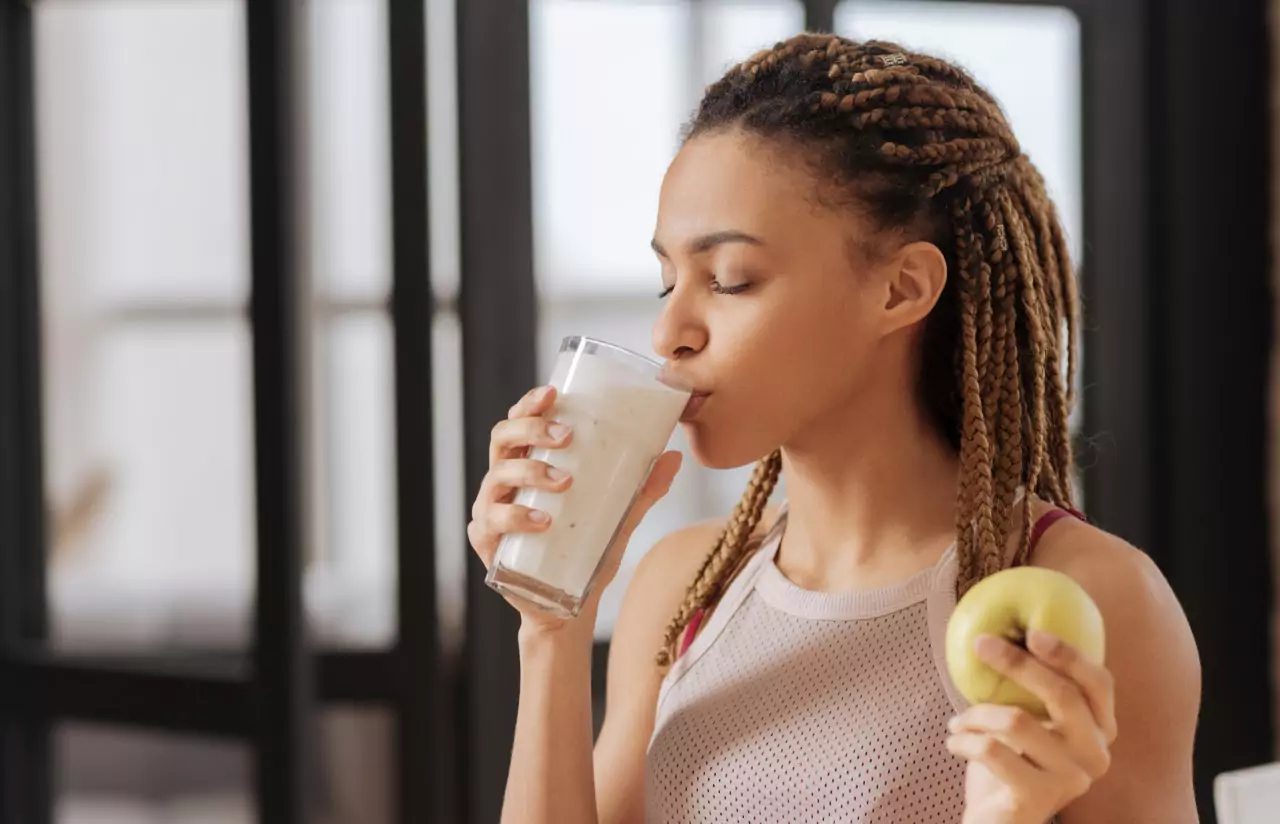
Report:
486,338,690,618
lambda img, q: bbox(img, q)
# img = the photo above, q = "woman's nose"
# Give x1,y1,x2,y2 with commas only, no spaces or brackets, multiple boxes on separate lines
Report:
651,289,707,360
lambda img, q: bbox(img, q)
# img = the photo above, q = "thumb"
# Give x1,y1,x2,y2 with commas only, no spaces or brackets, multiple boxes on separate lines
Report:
641,450,683,503
621,450,683,533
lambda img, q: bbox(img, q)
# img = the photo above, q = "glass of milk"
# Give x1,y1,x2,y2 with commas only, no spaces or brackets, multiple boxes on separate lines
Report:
485,336,691,619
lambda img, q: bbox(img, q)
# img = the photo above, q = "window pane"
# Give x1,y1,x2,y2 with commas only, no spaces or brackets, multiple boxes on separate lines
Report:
309,0,393,303
835,1,1083,266
34,0,250,306
431,313,468,651
530,0,693,295
427,0,463,300
46,322,256,653
698,0,804,85
314,313,397,648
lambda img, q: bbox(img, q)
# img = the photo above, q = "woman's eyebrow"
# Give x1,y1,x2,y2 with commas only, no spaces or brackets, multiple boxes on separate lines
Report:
650,230,765,258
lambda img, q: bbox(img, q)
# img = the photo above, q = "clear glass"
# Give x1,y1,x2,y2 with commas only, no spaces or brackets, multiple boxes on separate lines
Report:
487,337,692,618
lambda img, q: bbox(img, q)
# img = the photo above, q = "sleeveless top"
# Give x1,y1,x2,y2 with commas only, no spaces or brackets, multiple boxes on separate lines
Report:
644,504,1082,823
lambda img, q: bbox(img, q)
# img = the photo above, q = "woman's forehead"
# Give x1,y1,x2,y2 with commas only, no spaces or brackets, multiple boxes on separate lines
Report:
656,132,875,255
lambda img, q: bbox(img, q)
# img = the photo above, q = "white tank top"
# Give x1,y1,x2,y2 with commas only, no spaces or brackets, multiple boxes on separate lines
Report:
645,507,970,823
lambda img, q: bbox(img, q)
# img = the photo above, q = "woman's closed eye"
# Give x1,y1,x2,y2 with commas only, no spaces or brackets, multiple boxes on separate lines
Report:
657,280,752,299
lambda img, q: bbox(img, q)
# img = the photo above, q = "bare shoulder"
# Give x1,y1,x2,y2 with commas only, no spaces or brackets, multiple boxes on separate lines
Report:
1029,505,1201,823
1029,508,1195,668
593,507,779,824
616,518,729,650
611,504,781,676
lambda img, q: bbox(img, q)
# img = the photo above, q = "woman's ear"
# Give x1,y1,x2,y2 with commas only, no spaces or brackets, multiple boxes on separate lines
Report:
879,241,947,333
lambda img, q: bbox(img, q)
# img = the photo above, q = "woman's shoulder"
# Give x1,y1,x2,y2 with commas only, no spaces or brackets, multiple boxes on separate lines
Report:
611,506,783,664
1024,499,1186,651
1025,499,1172,612
1026,504,1201,818
621,506,783,631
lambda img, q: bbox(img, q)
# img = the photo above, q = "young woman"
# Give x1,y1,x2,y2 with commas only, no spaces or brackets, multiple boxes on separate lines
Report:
468,34,1200,824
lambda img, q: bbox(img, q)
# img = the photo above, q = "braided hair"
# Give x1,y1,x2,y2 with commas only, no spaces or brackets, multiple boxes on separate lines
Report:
656,34,1078,668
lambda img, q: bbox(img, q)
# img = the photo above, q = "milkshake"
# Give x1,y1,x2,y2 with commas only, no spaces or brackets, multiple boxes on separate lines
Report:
486,337,691,618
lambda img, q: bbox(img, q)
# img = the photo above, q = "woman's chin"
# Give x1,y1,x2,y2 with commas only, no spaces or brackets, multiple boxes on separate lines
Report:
681,423,772,471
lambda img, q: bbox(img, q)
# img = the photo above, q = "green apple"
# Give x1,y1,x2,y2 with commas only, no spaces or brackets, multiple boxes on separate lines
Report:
946,566,1105,717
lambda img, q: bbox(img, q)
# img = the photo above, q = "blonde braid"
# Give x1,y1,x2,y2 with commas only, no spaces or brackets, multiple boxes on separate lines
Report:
952,193,1000,591
656,451,782,667
987,204,1025,572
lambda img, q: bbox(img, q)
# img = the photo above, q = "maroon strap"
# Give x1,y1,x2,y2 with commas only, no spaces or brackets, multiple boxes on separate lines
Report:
678,608,706,659
1027,506,1086,561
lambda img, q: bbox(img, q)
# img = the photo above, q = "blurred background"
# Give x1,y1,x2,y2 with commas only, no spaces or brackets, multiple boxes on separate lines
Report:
0,0,1272,822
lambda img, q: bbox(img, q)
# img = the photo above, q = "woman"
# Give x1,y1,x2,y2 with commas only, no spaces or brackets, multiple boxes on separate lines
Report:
468,34,1200,824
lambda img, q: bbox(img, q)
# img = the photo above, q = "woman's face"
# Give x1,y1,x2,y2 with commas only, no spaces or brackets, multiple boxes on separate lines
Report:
652,129,941,469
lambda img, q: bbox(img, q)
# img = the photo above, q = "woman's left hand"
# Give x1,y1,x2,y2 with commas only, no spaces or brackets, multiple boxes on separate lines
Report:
947,630,1118,824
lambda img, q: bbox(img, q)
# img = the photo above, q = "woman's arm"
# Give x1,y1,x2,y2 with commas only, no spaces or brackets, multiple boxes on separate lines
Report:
503,517,726,824
506,618,602,824
592,519,727,824
1037,520,1202,823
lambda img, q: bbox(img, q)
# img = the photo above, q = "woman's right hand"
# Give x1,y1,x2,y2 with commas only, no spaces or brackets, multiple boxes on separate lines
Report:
467,385,682,635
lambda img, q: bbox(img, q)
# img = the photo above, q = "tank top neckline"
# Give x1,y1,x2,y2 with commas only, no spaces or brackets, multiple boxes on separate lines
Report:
755,510,957,621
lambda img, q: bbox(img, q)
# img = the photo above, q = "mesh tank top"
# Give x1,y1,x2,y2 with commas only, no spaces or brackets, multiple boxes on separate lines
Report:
644,507,971,823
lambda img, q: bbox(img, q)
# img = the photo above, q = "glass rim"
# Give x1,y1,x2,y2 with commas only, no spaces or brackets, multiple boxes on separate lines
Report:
559,336,690,392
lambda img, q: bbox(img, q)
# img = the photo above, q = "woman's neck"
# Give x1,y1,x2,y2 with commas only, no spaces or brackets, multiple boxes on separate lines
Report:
776,390,960,593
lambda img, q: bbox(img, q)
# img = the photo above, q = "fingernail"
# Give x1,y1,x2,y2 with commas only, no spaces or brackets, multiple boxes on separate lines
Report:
528,510,550,524
1027,629,1060,654
947,716,960,733
539,386,554,400
974,634,1003,661
546,467,569,482
548,424,571,441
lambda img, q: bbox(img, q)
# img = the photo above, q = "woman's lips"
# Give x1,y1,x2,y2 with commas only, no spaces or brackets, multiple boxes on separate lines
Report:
681,392,711,422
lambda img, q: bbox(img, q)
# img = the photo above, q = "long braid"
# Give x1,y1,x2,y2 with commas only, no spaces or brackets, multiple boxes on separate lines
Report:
1009,165,1076,502
656,451,782,668
953,192,1001,586
988,196,1026,572
659,33,1080,661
